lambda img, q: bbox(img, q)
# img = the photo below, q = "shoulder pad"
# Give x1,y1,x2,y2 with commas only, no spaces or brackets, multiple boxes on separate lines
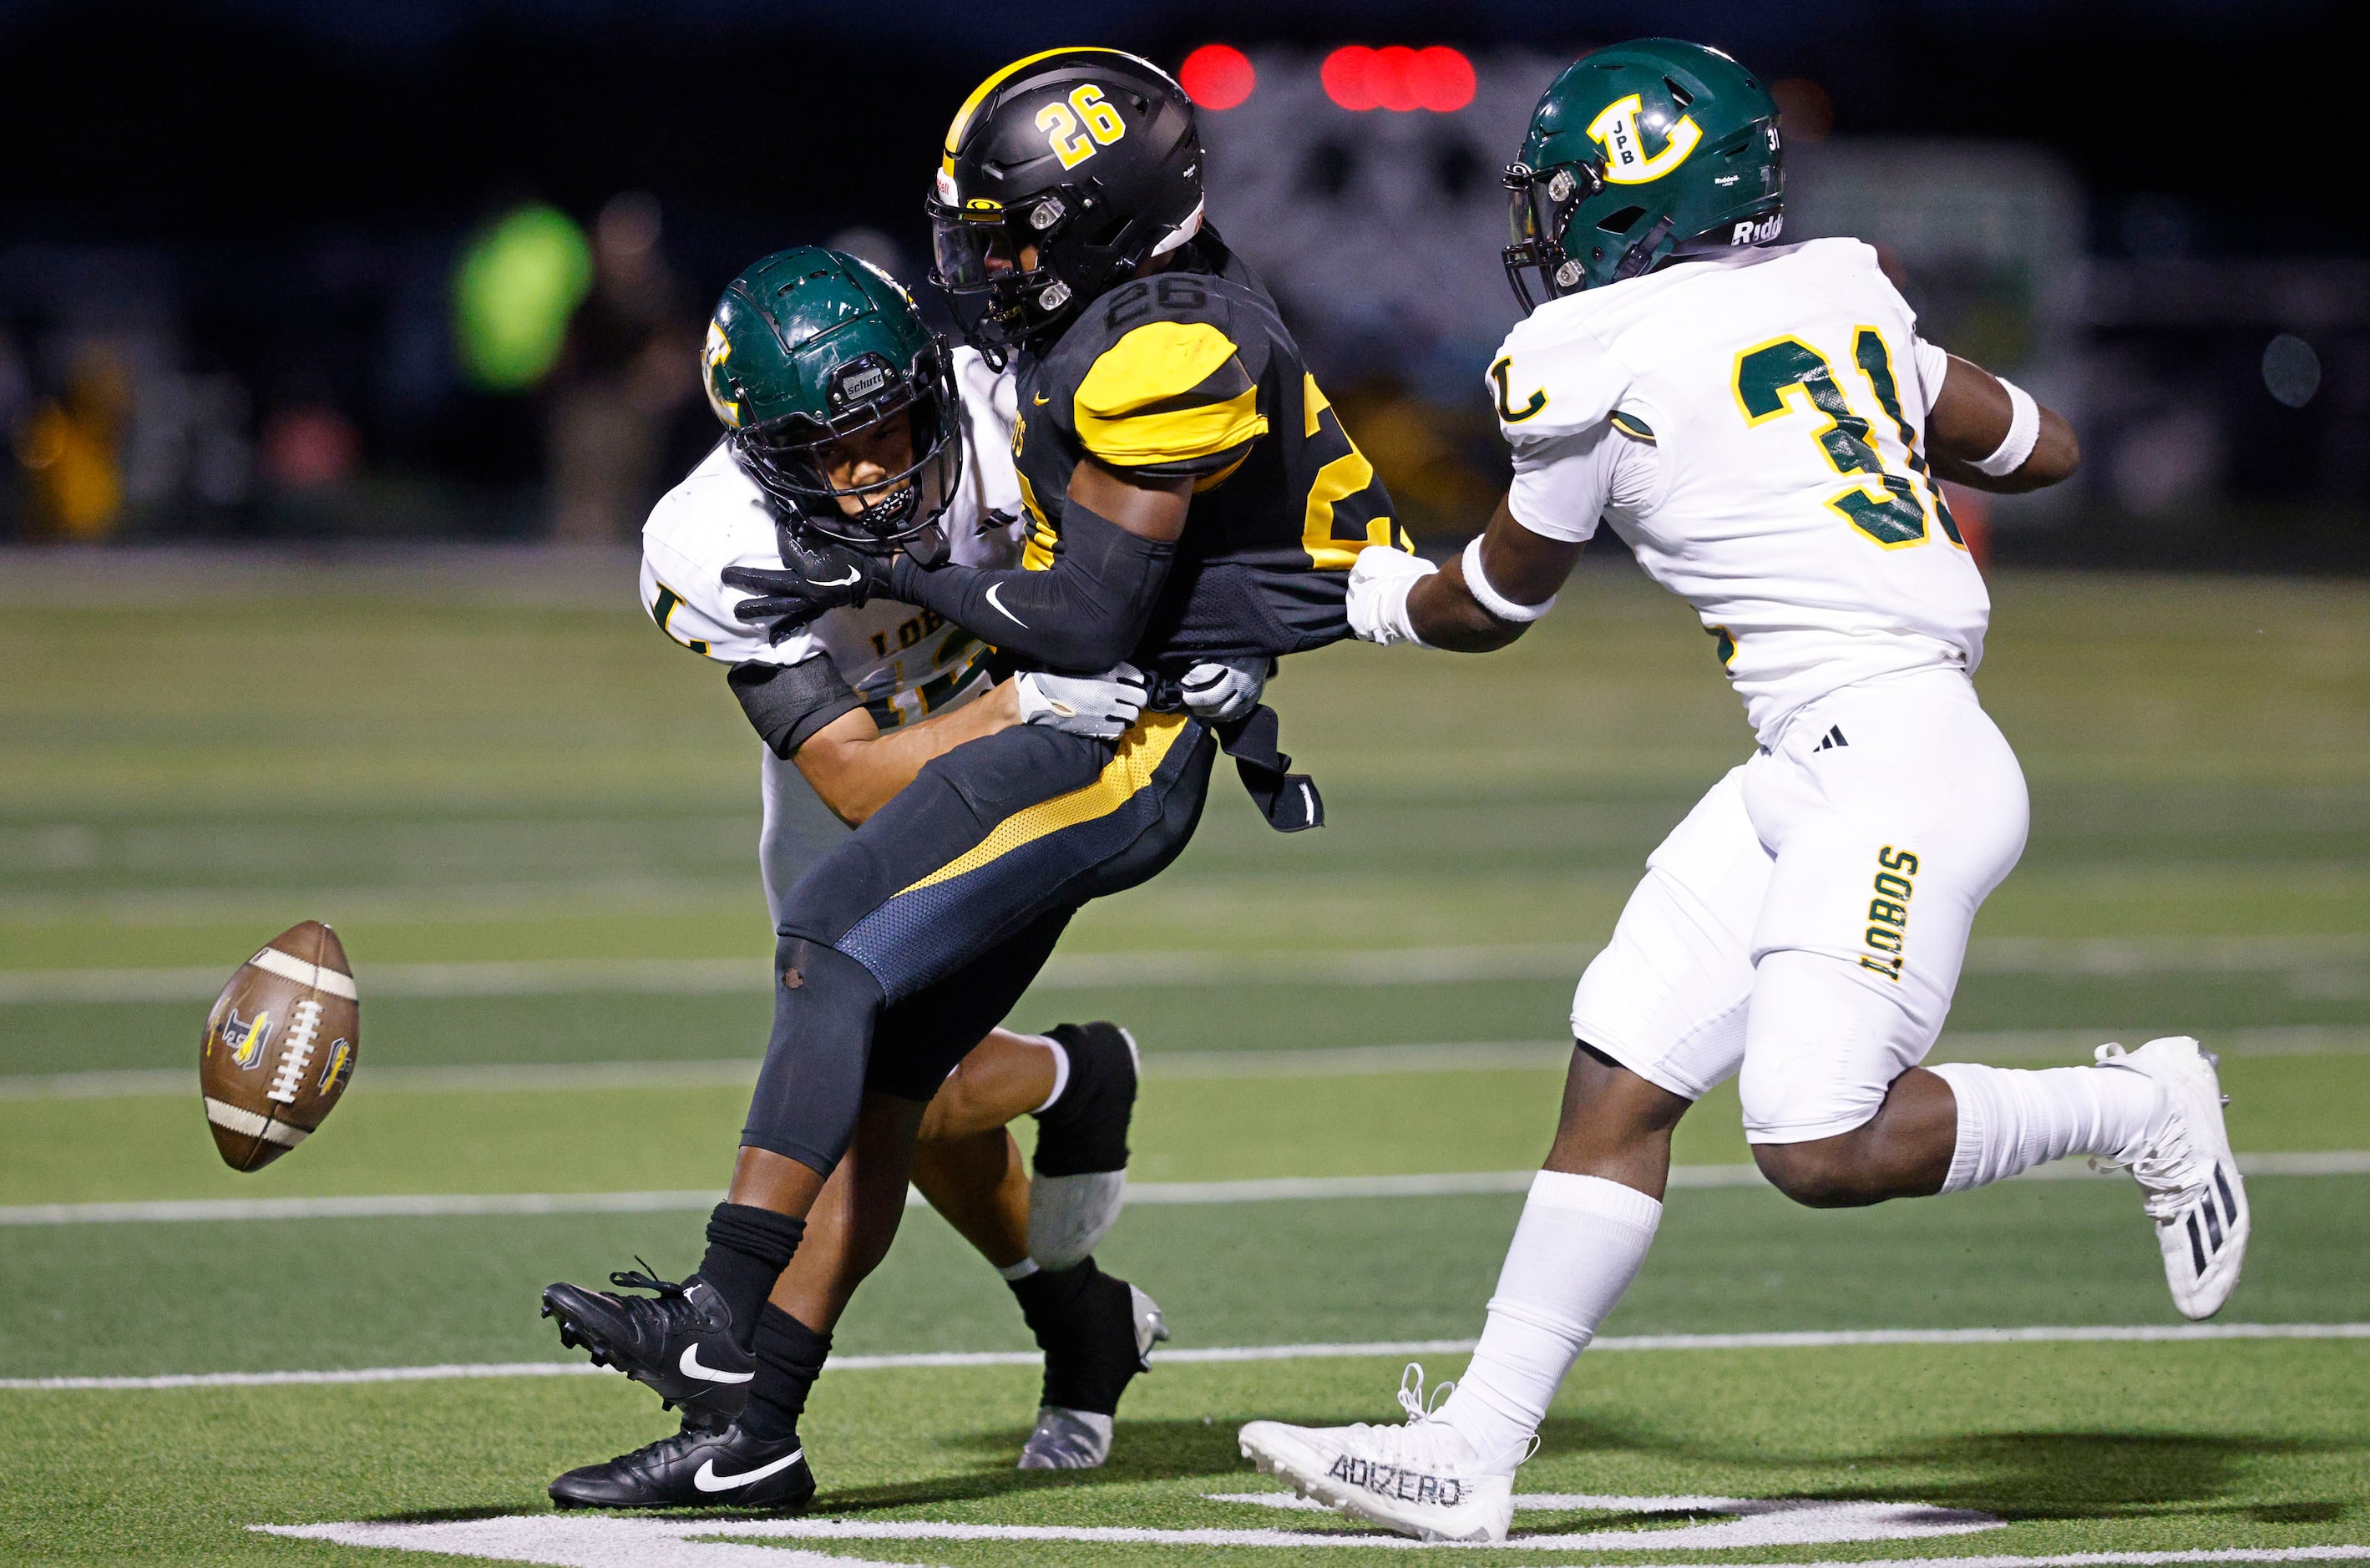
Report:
1486,307,1633,446
1051,276,1274,476
640,466,823,668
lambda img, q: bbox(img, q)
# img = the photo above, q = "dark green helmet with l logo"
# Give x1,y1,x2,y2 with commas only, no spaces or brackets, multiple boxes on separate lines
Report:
1502,38,1783,310
702,245,963,549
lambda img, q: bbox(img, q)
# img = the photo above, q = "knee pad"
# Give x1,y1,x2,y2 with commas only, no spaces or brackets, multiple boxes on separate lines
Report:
1738,948,1907,1146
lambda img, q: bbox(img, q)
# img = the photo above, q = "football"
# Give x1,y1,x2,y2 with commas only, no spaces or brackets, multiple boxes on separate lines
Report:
198,920,360,1171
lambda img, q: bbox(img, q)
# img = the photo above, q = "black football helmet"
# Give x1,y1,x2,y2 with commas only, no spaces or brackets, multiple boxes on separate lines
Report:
927,48,1204,358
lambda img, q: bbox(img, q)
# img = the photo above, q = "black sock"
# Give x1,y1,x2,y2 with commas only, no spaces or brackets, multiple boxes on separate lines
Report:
740,1304,832,1443
698,1202,804,1353
1030,1023,1133,1176
1009,1257,1134,1415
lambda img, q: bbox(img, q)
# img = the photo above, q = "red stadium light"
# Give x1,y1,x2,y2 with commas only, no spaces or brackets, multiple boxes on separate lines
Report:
1410,46,1476,112
1179,44,1256,110
1321,45,1475,113
1320,46,1380,111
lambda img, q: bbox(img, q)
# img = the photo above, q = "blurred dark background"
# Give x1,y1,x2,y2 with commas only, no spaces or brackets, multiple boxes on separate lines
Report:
2,0,2362,568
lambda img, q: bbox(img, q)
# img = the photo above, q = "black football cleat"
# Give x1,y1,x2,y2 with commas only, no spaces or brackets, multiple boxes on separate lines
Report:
541,1265,752,1422
1013,1255,1168,1469
549,1419,813,1511
1026,1022,1140,1268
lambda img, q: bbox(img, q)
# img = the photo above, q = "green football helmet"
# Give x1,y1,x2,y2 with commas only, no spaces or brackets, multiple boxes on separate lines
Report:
1502,38,1783,310
702,245,963,549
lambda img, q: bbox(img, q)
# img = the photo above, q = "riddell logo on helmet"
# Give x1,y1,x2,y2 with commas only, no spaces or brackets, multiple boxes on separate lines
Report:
1729,213,1784,245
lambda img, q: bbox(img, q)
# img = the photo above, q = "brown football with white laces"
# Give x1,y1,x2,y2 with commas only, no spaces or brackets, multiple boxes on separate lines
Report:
198,921,359,1171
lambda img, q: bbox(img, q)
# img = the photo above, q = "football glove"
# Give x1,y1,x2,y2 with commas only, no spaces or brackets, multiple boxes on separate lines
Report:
1014,664,1147,741
1345,546,1438,647
722,536,895,644
1178,656,1269,723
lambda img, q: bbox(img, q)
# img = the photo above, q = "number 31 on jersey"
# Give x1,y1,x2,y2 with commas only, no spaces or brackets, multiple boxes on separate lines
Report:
1734,328,1964,553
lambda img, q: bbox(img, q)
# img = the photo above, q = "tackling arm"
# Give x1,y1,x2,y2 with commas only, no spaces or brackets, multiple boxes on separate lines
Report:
1348,492,1586,655
789,686,1022,827
885,461,1188,674
1924,354,2079,494
732,657,1146,827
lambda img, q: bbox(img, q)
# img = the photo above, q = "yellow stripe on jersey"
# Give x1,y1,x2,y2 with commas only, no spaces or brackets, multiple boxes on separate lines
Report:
895,712,1191,895
943,47,1138,175
1073,321,1269,468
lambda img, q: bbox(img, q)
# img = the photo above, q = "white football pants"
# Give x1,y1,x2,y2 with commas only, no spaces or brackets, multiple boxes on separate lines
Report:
1570,666,2030,1143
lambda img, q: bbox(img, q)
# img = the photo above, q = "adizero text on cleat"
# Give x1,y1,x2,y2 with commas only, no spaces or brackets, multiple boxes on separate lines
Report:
541,1267,752,1419
1238,1366,1517,1544
2093,1036,2251,1319
549,1419,813,1511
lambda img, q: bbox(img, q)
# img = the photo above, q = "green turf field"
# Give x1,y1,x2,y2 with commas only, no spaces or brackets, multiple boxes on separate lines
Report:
3,554,2366,1567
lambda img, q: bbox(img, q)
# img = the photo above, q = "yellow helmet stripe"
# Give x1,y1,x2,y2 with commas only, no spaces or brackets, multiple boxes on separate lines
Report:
941,45,1144,175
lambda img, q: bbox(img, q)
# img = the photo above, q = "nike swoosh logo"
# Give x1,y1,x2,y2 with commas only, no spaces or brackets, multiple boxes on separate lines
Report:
814,568,863,589
693,1449,803,1493
985,584,1029,627
679,1344,754,1384
1031,392,1049,405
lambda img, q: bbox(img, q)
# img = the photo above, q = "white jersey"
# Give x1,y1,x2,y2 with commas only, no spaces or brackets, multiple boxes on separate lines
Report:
639,346,1025,733
1491,238,1987,741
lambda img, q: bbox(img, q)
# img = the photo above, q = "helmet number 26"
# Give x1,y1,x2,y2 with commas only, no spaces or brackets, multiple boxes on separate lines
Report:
1037,85,1127,170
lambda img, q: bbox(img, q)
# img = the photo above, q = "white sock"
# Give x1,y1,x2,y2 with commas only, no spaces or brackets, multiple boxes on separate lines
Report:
997,1257,1039,1282
1929,1060,2166,1193
1025,1034,1070,1114
1434,1171,1662,1468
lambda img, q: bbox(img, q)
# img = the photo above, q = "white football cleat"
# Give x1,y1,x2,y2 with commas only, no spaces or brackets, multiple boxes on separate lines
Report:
1238,1365,1518,1543
1017,1407,1113,1469
2094,1036,2250,1319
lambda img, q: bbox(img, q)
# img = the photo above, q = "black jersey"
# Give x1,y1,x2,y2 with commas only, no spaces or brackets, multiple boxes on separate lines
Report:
1010,233,1407,680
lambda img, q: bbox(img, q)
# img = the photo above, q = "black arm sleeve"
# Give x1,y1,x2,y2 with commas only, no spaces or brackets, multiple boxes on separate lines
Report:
887,500,1173,674
727,656,865,759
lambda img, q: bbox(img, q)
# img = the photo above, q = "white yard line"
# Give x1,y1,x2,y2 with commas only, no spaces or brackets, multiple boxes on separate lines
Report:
251,1510,2370,1565
7,1151,2366,1228
5,933,2365,1005
12,1322,2367,1392
11,1025,2369,1100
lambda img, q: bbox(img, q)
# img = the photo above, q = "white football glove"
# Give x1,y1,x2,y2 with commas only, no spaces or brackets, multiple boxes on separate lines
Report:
1345,546,1438,646
1178,656,1267,723
1014,663,1147,741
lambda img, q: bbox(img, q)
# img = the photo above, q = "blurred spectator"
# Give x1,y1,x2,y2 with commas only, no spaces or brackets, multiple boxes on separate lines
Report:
453,203,593,394
544,193,696,543
261,405,361,491
0,328,27,535
14,341,130,541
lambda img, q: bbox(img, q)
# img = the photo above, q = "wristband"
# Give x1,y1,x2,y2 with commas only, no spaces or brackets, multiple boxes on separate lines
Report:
1971,378,2040,478
1461,535,1557,624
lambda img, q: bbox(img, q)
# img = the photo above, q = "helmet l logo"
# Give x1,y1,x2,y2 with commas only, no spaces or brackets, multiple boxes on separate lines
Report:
1587,94,1702,185
703,321,741,427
